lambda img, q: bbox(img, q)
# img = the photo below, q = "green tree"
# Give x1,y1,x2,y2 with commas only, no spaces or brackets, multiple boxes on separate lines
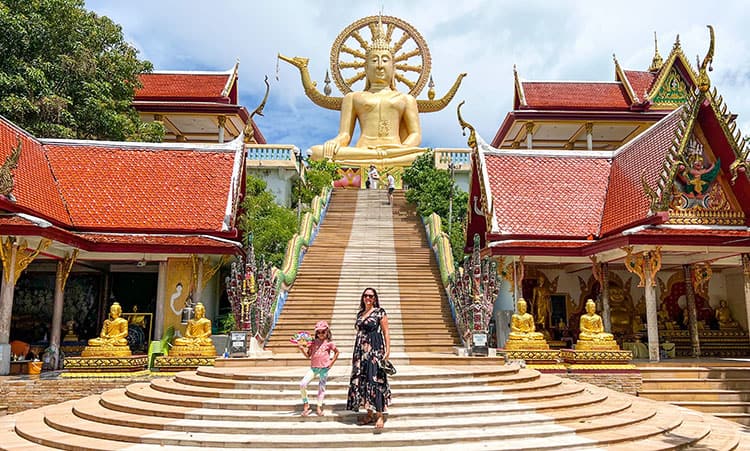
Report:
293,159,340,207
0,0,162,141
238,175,298,267
402,150,468,262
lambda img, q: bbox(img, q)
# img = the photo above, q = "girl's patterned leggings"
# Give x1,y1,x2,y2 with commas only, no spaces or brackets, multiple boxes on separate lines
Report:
300,367,329,407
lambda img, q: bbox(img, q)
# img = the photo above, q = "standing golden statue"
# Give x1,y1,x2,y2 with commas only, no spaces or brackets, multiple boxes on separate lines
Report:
279,15,465,171
171,302,216,357
82,302,131,357
577,299,619,350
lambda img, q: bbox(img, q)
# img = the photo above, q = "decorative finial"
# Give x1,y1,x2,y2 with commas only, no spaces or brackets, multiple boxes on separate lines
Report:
697,25,715,93
456,100,476,150
0,137,22,202
324,70,332,96
674,34,681,49
428,75,435,100
244,76,270,144
649,31,664,72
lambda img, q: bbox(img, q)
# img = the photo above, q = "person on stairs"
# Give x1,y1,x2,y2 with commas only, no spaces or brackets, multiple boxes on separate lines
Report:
368,165,380,190
386,172,395,205
297,320,339,416
347,287,392,430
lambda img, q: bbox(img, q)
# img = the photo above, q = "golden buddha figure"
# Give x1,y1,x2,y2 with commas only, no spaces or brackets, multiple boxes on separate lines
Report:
577,299,619,350
82,302,131,357
171,302,216,357
715,300,740,330
505,299,549,350
308,21,425,167
657,302,677,330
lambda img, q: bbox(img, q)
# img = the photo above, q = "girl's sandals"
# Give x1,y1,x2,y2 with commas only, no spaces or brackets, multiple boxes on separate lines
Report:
374,415,385,431
357,413,374,425
316,407,325,416
301,408,312,417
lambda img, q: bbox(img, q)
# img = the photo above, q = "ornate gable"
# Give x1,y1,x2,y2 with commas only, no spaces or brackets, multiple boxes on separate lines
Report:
644,34,703,110
642,30,749,227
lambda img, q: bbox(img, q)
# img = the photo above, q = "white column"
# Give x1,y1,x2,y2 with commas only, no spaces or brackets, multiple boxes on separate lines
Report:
644,254,660,362
50,260,66,368
525,122,534,149
0,242,17,375
153,261,167,341
218,116,226,143
585,122,594,150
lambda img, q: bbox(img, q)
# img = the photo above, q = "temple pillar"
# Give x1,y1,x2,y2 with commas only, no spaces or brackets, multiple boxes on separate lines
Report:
525,122,534,149
0,241,17,376
218,115,227,143
601,263,611,332
585,122,594,150
682,264,702,357
153,261,167,341
194,258,204,305
644,263,659,361
50,252,77,369
743,254,750,345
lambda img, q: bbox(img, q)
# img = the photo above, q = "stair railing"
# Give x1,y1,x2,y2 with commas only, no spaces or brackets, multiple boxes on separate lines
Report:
226,187,332,344
424,214,500,348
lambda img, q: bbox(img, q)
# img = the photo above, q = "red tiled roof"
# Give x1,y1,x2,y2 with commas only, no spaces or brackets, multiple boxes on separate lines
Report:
136,73,230,101
0,117,71,224
43,143,237,231
623,70,657,100
76,233,240,252
484,153,611,237
600,108,683,235
521,82,631,110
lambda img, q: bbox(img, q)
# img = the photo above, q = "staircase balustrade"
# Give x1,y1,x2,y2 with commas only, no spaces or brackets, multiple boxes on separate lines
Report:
226,187,332,343
424,214,501,347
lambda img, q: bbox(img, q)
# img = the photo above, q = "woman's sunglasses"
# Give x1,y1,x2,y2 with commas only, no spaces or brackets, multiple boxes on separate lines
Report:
364,293,376,298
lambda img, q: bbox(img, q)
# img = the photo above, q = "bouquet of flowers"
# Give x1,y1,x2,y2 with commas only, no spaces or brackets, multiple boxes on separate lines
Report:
290,331,311,346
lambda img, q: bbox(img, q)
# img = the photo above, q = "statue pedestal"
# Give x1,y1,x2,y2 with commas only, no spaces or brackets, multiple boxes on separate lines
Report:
80,345,131,357
169,345,216,357
152,355,215,371
574,340,620,351
560,348,632,365
505,339,550,350
503,339,559,364
63,354,147,373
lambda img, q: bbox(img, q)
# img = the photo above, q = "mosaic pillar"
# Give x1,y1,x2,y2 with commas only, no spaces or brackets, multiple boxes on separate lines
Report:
682,264,701,357
643,251,661,362
743,254,750,345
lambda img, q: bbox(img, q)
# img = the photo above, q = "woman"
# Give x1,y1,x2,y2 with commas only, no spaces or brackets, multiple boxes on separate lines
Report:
347,287,391,430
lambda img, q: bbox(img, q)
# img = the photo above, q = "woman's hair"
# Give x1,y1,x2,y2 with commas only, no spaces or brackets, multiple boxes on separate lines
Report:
357,287,380,318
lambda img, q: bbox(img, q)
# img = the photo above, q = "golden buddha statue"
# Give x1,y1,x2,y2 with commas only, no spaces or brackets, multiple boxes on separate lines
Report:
505,299,548,350
531,275,551,330
171,302,216,357
577,299,619,350
657,302,677,330
82,302,131,357
715,300,741,330
308,20,425,167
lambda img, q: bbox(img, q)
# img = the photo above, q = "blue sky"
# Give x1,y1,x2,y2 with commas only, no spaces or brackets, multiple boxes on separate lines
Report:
86,1,750,153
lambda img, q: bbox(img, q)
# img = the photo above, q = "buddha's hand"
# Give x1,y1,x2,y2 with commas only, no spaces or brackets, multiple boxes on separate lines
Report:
322,140,340,159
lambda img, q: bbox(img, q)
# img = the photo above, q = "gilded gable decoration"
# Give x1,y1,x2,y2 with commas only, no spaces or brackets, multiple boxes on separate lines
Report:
651,68,689,106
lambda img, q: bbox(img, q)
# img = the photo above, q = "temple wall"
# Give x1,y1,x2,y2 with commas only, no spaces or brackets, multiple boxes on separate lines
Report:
248,167,295,208
724,267,748,331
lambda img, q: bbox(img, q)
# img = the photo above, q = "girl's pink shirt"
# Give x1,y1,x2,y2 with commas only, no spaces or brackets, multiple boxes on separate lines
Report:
309,339,338,368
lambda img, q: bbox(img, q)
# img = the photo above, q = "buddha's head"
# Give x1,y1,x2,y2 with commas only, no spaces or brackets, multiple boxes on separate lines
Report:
110,302,122,319
517,298,528,314
194,302,206,319
585,299,596,314
365,18,395,90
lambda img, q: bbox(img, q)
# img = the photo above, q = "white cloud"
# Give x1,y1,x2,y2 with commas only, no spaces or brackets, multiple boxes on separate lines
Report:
86,0,750,151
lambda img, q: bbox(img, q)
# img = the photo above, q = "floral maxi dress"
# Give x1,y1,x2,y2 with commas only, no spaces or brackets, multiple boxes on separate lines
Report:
346,307,391,413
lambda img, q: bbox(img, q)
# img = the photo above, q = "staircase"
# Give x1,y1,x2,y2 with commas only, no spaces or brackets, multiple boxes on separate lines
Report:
266,189,460,355
638,364,750,426
0,364,744,449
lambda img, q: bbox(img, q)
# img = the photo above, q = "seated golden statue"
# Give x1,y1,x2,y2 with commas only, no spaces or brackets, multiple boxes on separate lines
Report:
309,22,424,167
506,299,548,350
82,302,131,357
171,302,216,357
716,300,741,330
657,302,677,330
577,299,618,350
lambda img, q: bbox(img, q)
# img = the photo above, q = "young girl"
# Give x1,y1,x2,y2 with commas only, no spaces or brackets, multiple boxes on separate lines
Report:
297,320,339,416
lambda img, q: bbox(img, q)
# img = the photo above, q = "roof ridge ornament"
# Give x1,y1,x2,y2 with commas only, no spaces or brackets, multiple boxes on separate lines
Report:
649,32,664,73
0,137,22,202
697,25,715,93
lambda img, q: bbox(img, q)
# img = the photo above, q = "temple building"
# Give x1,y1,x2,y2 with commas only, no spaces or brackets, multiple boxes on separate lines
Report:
0,115,247,375
465,31,750,361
